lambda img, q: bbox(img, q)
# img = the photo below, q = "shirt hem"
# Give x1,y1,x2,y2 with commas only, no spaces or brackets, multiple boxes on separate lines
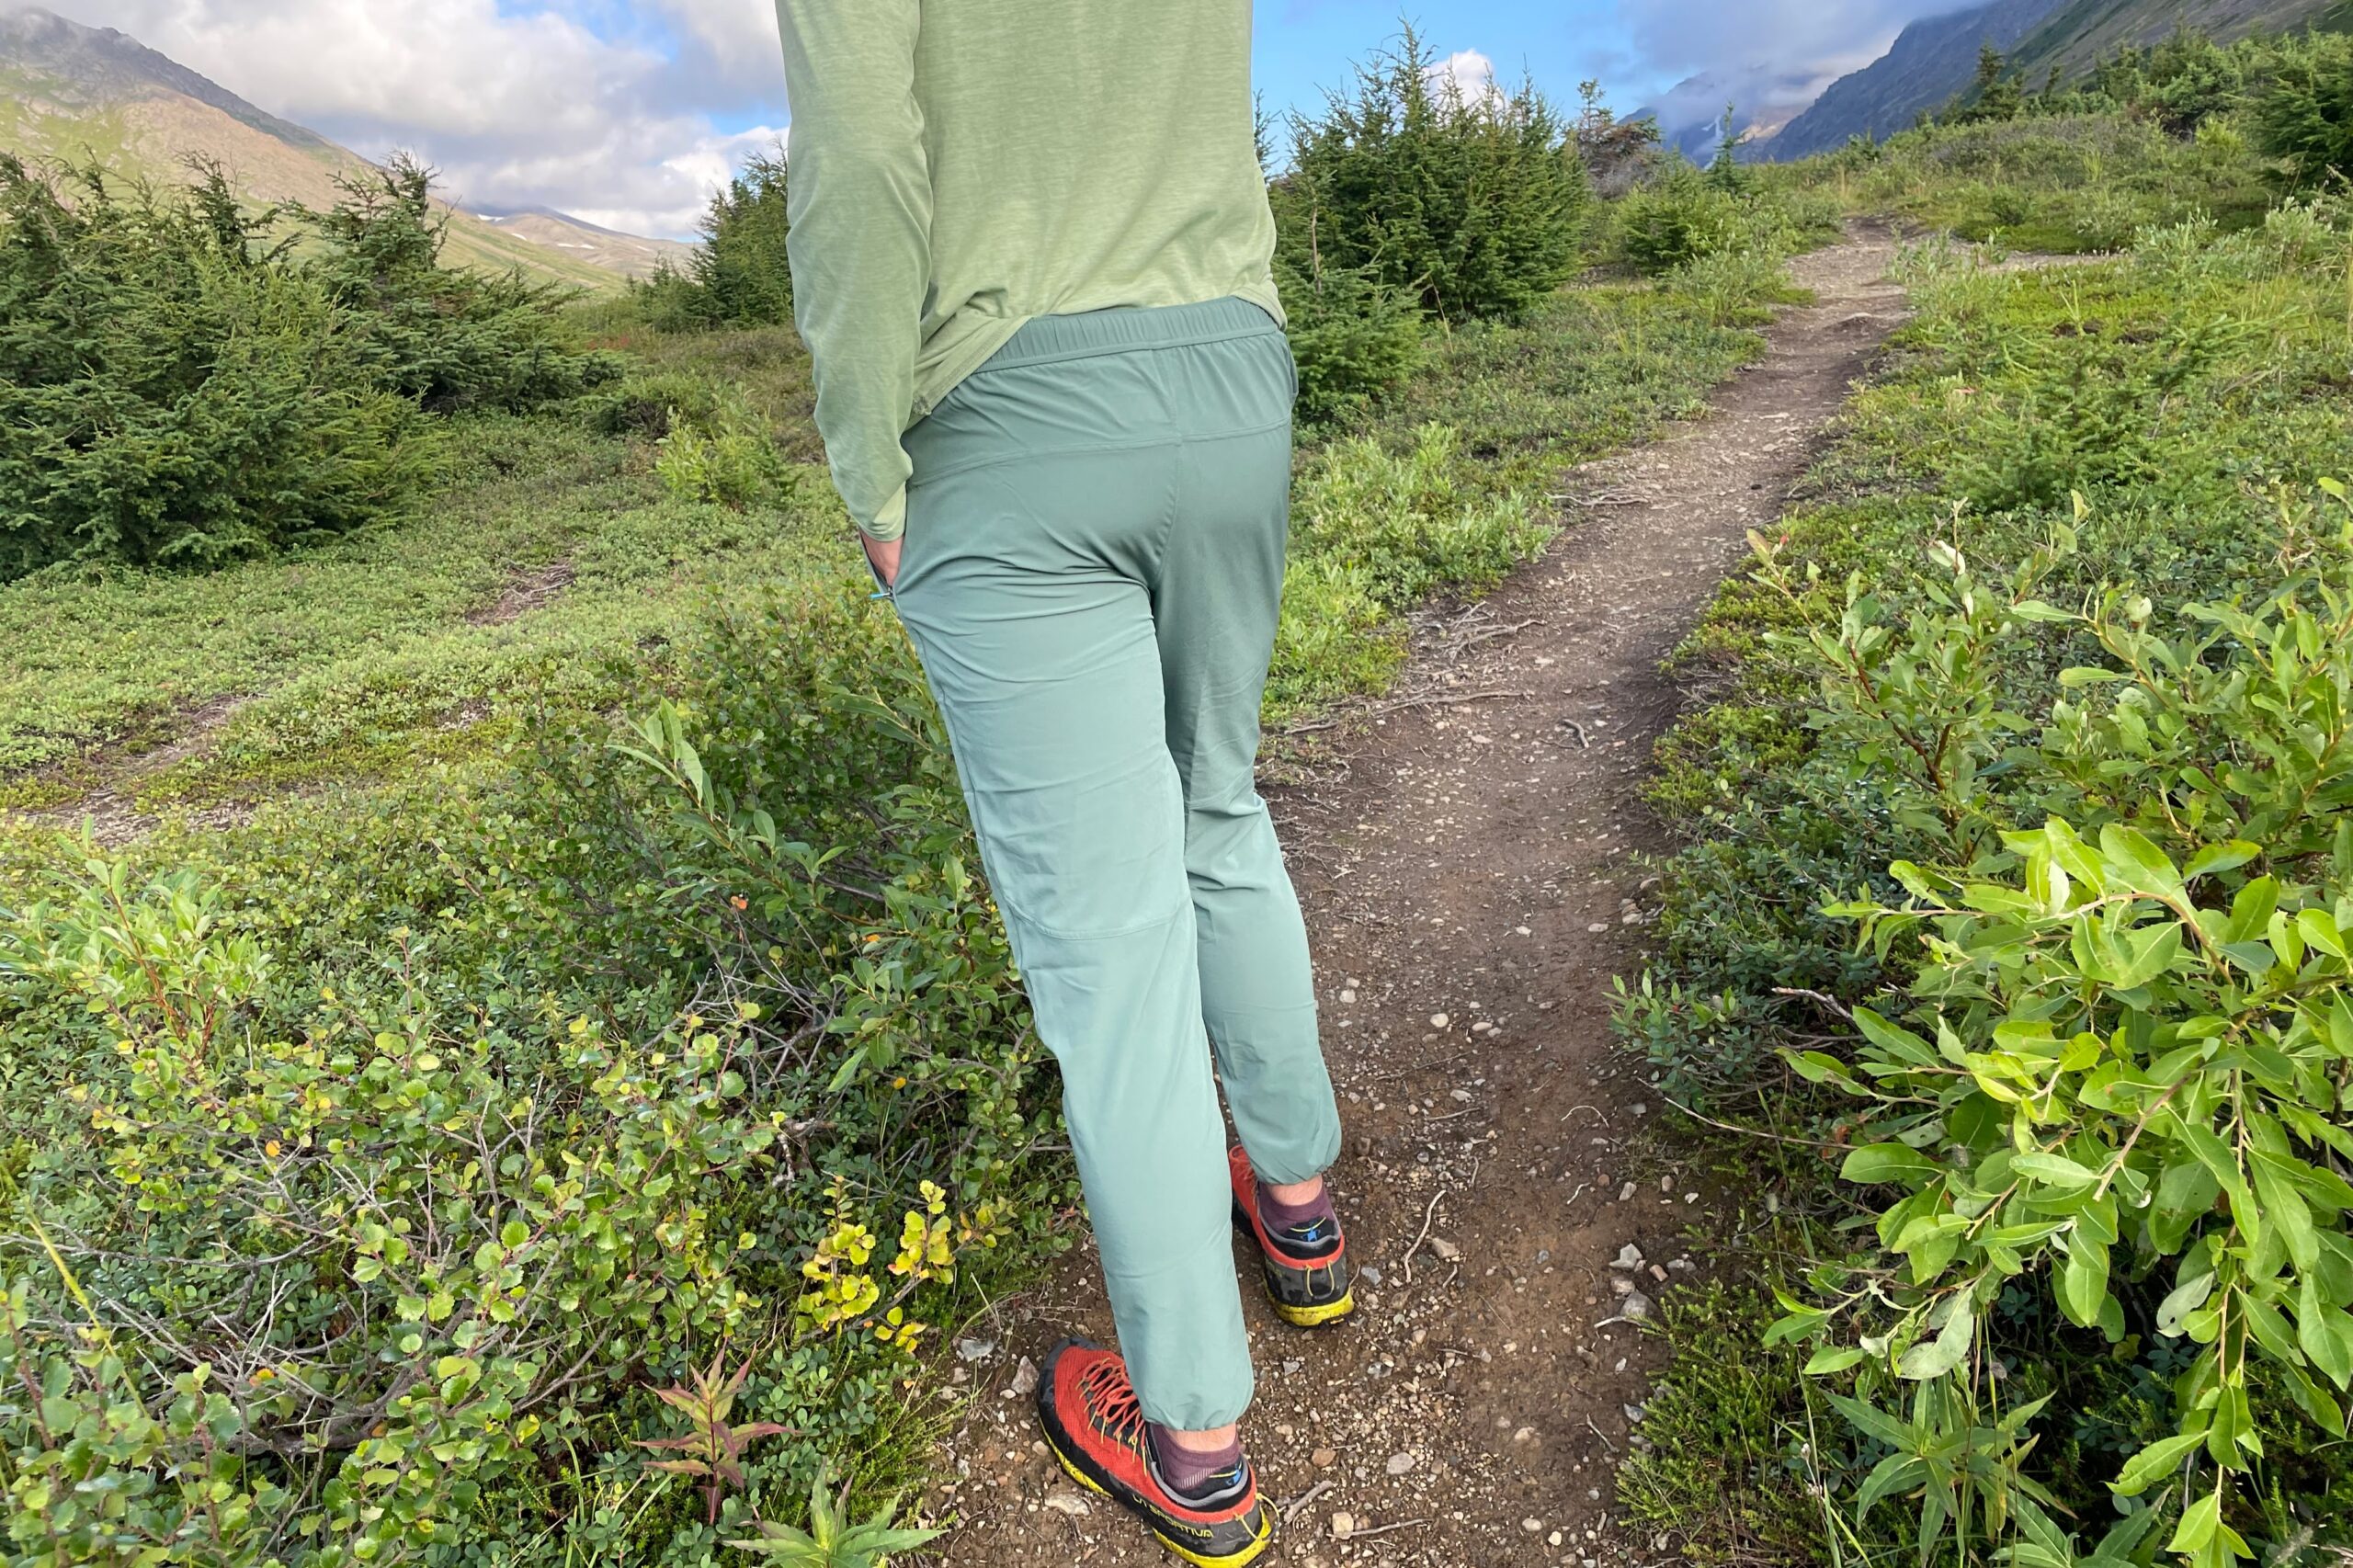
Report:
904,275,1284,428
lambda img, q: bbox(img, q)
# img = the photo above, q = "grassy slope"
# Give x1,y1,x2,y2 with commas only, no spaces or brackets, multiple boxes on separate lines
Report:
1773,108,2277,253
2011,0,2353,80
479,210,699,280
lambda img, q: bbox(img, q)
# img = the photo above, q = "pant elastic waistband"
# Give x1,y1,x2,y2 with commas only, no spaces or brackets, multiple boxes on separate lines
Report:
979,296,1282,373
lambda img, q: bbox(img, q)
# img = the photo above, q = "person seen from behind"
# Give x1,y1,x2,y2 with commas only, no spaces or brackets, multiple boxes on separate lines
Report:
771,2,1353,1562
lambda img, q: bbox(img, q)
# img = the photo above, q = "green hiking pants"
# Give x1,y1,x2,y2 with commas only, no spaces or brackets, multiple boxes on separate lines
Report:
894,296,1342,1431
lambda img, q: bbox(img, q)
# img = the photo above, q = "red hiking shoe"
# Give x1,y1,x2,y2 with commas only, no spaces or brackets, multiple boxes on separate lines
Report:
1228,1146,1355,1327
1036,1341,1274,1567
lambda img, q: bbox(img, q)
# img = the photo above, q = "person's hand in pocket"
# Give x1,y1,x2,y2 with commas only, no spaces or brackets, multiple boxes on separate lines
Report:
863,533,902,590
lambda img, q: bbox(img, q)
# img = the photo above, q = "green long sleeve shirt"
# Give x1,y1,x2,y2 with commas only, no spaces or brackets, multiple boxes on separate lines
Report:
771,0,1283,541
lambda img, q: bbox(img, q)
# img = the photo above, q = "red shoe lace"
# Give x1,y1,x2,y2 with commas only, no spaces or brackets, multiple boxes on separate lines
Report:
1078,1358,1149,1451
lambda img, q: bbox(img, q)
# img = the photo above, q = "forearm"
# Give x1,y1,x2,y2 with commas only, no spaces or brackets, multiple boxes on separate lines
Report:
774,0,929,541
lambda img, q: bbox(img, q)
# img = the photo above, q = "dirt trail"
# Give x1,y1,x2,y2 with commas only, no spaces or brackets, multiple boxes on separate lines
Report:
19,694,256,848
926,226,1911,1568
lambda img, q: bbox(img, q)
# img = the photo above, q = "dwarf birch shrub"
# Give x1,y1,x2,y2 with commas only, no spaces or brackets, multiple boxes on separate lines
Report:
0,583,1062,1564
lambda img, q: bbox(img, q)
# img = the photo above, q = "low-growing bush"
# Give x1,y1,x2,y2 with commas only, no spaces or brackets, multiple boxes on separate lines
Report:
654,392,805,512
1630,210,2353,1563
586,369,729,438
0,863,769,1561
1614,164,1836,277
1290,424,1547,608
0,582,1065,1564
1773,570,2353,1567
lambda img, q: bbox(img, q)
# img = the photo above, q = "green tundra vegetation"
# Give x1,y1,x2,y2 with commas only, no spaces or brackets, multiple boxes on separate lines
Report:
1792,26,2353,254
0,12,2347,1562
1620,41,2353,1568
0,36,1830,1566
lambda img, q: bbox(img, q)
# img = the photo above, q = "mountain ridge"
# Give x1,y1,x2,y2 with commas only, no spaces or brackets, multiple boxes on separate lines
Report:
0,6,680,286
1769,0,2070,161
1768,0,2350,160
2006,0,2353,81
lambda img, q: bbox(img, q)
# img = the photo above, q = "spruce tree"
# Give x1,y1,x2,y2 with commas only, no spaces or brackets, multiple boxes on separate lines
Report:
1270,23,1591,324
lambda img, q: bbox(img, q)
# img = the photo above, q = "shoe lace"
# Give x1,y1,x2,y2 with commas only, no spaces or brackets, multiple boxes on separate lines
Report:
1078,1359,1148,1450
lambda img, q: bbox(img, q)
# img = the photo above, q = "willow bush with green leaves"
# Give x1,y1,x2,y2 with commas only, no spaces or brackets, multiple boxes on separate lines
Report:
1626,200,2353,1564
1754,552,2353,1566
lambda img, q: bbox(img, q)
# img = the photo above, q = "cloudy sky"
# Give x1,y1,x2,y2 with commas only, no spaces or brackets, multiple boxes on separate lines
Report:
27,0,1987,239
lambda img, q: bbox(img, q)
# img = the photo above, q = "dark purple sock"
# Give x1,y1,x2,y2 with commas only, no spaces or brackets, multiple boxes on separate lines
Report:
1258,1178,1336,1233
1148,1424,1247,1501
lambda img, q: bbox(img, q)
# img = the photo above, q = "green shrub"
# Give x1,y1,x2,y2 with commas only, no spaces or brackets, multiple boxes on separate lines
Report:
1272,23,1591,323
1631,209,2353,1562
1781,657,2353,1564
0,158,437,579
1616,165,1729,273
1266,553,1405,726
0,864,767,1562
2254,34,2353,191
586,369,727,438
1614,164,1833,277
1290,424,1548,608
635,147,794,332
1275,256,1427,426
1947,319,2232,514
0,582,1063,1564
308,158,620,415
654,392,803,511
0,154,612,581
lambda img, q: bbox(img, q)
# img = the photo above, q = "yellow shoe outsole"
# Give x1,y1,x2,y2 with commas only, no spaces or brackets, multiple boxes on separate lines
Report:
1042,1436,1274,1567
1268,1285,1356,1327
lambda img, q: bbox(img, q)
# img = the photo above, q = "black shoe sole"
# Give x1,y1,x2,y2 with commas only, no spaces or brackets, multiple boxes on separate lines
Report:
1231,1199,1357,1327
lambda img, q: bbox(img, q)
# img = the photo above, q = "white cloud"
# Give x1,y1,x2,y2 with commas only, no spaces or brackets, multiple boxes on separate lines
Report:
1618,0,1972,78
1611,0,1977,141
28,0,787,236
640,0,782,96
1429,48,1499,103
